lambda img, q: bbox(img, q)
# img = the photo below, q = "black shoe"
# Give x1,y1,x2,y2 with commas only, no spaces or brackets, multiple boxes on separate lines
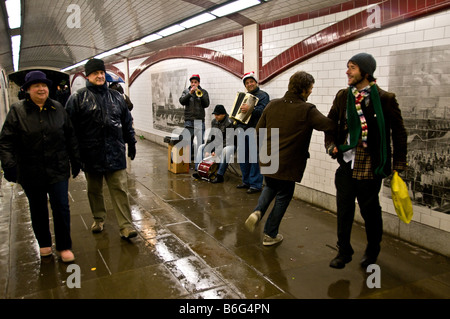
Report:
329,254,352,269
237,183,250,189
211,175,224,183
360,254,378,269
247,187,261,194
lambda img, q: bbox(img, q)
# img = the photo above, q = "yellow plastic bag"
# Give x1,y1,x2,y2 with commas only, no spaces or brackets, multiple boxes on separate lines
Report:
391,171,413,224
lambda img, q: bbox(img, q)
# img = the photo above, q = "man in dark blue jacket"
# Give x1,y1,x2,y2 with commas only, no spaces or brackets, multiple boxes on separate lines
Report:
65,58,137,239
236,72,270,194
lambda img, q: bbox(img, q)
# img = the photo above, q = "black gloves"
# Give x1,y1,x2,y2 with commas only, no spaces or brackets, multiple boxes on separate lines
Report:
3,167,17,183
128,143,136,160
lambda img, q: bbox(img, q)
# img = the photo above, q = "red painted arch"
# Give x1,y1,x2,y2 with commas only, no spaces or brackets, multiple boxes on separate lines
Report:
258,0,450,84
129,46,243,87
115,0,450,87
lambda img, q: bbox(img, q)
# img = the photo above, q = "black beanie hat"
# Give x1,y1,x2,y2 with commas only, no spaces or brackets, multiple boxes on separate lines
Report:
212,104,227,115
348,53,376,77
85,58,106,76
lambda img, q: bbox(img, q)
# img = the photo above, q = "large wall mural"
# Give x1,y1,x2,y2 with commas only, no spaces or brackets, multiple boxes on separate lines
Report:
151,69,187,133
388,45,450,215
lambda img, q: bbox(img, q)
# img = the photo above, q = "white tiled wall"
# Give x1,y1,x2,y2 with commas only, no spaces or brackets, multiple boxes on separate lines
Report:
0,66,9,126
261,7,366,65
195,35,243,62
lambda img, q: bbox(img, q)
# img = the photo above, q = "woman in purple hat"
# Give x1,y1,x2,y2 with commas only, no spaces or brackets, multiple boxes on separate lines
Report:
0,70,80,263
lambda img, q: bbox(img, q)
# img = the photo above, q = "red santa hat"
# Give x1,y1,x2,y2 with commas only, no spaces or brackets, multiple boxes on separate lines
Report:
242,71,258,84
190,74,200,82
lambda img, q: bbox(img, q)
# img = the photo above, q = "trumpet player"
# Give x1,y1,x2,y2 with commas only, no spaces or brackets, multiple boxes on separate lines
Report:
179,74,210,162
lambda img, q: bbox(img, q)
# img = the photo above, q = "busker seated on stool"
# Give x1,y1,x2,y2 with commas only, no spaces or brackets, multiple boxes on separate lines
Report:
193,104,235,183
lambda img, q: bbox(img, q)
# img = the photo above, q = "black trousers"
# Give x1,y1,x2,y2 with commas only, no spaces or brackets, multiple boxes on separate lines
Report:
22,180,72,251
334,162,383,258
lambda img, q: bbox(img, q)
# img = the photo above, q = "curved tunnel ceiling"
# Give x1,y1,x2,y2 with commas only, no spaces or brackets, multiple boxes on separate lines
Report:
0,0,350,75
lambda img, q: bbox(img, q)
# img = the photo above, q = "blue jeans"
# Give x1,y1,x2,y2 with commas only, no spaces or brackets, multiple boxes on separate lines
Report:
254,176,295,238
195,144,235,176
238,134,263,189
184,120,205,161
22,180,72,251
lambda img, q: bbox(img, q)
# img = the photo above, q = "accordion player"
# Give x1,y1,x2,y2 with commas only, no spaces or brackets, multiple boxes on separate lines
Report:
229,92,259,125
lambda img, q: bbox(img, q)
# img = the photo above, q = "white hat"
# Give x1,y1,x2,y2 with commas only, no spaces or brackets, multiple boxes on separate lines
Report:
242,71,258,84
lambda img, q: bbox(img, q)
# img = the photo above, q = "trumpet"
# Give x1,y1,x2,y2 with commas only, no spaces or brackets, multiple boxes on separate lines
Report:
195,89,203,98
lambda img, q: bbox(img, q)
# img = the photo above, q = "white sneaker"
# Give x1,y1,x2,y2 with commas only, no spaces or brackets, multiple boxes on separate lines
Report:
263,234,283,246
245,210,261,233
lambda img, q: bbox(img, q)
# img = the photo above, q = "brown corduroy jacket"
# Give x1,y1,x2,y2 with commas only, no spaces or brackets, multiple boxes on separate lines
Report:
256,91,336,182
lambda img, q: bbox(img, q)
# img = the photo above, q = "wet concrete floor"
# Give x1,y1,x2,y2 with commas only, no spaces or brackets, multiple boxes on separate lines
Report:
1,138,450,300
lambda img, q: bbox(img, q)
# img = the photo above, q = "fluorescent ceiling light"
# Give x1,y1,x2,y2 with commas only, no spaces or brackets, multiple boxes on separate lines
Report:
94,44,131,59
61,0,265,73
94,47,120,59
75,59,88,68
180,13,217,29
141,34,162,43
129,40,145,47
61,59,88,72
94,50,115,59
157,25,185,37
211,0,260,17
5,0,21,29
11,35,21,71
115,44,132,52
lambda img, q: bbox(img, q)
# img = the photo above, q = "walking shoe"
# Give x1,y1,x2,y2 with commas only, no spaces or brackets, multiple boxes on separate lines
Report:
91,220,105,233
247,187,261,194
211,174,224,183
360,253,378,269
40,247,52,257
329,253,352,269
120,227,138,239
263,233,283,246
245,210,261,233
59,250,75,263
236,183,250,189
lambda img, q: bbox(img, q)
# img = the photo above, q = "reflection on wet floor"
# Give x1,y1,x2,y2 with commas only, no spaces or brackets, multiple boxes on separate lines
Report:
1,138,450,299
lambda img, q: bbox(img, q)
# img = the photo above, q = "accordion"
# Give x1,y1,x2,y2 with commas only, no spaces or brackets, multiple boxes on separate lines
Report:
230,92,259,125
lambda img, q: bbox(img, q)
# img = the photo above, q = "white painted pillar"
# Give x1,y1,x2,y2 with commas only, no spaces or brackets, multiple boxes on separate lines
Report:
243,24,259,76
124,58,130,96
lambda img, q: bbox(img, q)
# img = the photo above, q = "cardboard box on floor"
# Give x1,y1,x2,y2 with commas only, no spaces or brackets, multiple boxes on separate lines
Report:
168,144,189,173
